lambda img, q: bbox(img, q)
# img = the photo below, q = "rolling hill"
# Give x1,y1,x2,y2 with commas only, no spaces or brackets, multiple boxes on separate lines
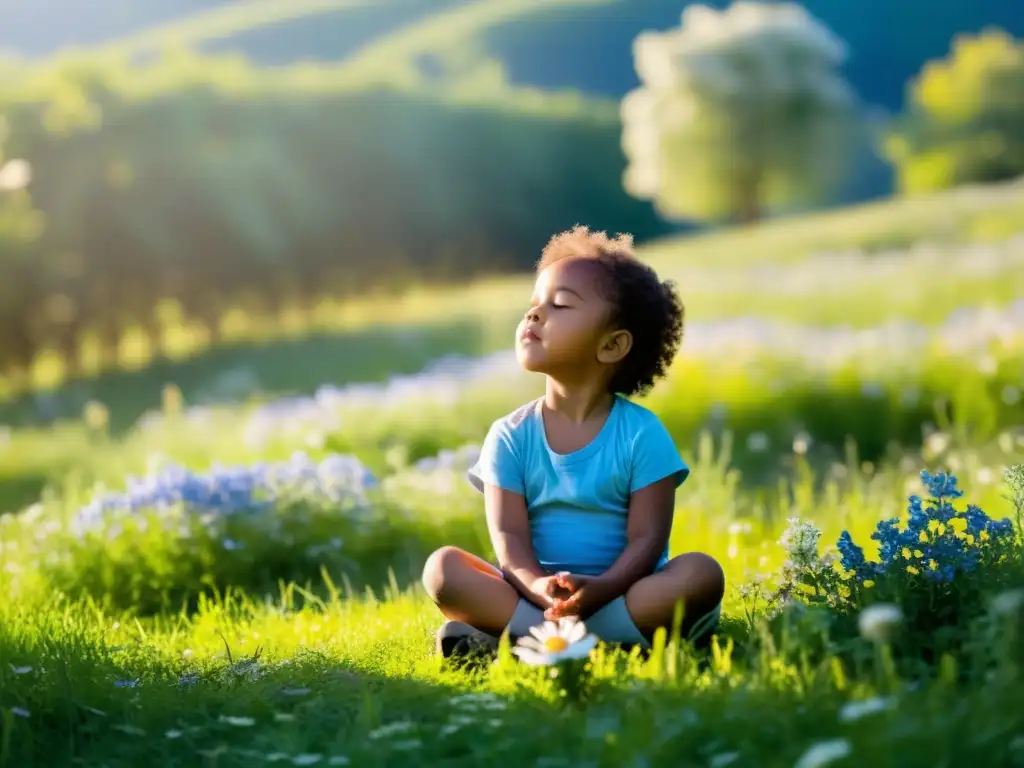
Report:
4,0,1024,112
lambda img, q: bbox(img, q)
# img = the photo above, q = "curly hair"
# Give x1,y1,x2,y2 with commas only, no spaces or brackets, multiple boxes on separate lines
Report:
537,225,684,397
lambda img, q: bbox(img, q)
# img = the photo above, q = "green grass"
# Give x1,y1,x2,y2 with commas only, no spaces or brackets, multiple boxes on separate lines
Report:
2,434,1023,766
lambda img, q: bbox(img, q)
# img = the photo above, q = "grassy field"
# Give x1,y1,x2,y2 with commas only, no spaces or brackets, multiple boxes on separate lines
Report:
4,178,1023,420
2,183,1024,765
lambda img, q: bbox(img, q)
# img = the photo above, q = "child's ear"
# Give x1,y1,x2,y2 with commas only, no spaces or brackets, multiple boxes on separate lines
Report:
597,329,632,365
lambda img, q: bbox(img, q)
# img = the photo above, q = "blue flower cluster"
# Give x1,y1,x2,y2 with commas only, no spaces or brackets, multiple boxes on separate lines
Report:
71,452,377,538
837,471,1015,584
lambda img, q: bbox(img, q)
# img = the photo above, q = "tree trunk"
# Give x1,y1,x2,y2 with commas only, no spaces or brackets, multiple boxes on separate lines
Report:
734,169,763,224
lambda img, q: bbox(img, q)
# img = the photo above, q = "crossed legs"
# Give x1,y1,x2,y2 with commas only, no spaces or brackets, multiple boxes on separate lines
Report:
421,546,725,642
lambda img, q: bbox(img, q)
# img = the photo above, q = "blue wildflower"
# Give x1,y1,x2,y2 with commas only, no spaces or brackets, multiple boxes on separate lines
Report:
832,467,1015,590
837,530,871,578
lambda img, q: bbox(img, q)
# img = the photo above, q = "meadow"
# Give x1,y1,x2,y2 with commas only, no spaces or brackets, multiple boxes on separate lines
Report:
1,183,1024,767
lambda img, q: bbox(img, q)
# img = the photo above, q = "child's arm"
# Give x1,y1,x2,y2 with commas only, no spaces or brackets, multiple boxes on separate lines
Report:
595,475,676,598
484,484,560,610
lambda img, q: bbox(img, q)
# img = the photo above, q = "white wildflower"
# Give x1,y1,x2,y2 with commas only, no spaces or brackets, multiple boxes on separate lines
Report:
747,432,770,453
710,752,740,767
778,517,822,570
368,721,415,740
11,707,30,718
113,724,146,736
391,740,422,751
991,588,1024,617
793,738,851,768
513,618,597,666
0,159,31,191
858,604,903,644
292,756,322,766
219,715,256,727
792,431,812,455
837,696,893,722
9,665,32,675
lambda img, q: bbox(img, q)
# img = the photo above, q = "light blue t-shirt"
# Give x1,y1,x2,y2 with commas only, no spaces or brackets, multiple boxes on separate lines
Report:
467,395,689,576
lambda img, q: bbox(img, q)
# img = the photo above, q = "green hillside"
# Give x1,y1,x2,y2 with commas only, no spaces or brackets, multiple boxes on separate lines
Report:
12,0,1023,113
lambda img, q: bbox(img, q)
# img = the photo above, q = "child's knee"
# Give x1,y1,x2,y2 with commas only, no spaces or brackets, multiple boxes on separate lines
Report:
421,546,464,603
672,552,726,604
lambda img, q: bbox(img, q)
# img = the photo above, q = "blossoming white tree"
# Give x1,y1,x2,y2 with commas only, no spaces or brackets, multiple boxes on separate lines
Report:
621,1,860,224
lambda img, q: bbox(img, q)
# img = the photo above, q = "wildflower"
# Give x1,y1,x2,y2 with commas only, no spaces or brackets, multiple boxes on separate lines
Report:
793,739,851,768
9,665,32,675
0,158,32,191
1003,386,1021,406
710,752,740,767
114,678,139,688
837,696,893,722
858,604,903,644
282,687,311,696
835,530,868,577
391,740,422,751
328,759,350,766
513,618,598,666
991,588,1024,617
292,756,323,766
368,721,415,740
746,432,769,453
219,715,256,727
165,730,183,739
11,707,30,718
778,518,822,570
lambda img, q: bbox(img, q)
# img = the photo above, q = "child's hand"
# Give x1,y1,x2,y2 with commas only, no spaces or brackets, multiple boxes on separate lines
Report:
528,574,573,607
544,573,611,620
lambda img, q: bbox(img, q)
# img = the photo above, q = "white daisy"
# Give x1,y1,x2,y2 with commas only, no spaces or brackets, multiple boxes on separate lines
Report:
857,604,903,644
512,618,597,666
793,738,851,768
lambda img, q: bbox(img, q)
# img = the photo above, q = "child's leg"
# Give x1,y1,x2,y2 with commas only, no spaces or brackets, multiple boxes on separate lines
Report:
421,546,543,636
586,552,725,648
624,551,725,644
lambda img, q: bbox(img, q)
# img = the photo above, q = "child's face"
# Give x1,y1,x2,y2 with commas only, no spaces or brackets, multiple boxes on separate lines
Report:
516,258,621,378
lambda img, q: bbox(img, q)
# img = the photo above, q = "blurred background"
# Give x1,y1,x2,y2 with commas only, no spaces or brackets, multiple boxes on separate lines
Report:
0,0,1022,552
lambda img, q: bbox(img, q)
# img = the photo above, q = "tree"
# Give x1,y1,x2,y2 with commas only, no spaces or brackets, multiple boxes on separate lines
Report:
0,120,47,385
620,1,860,224
884,29,1024,194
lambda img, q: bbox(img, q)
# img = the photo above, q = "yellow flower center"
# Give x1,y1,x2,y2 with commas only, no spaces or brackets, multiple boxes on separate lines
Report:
543,637,569,653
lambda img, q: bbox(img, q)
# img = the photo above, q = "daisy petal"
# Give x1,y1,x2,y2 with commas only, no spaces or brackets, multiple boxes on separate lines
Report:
566,622,587,644
512,648,552,667
528,625,552,643
516,636,543,653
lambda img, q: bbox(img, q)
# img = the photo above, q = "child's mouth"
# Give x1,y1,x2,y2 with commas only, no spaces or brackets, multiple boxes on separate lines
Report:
521,329,541,343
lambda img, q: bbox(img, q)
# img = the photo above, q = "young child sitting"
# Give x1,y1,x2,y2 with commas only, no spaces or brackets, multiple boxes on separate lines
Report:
421,226,725,658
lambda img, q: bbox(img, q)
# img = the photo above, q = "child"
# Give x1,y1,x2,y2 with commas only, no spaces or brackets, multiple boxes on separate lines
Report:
421,226,725,658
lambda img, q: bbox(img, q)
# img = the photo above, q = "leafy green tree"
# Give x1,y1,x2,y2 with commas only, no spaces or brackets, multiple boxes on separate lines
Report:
620,1,860,224
885,29,1024,194
0,120,47,383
